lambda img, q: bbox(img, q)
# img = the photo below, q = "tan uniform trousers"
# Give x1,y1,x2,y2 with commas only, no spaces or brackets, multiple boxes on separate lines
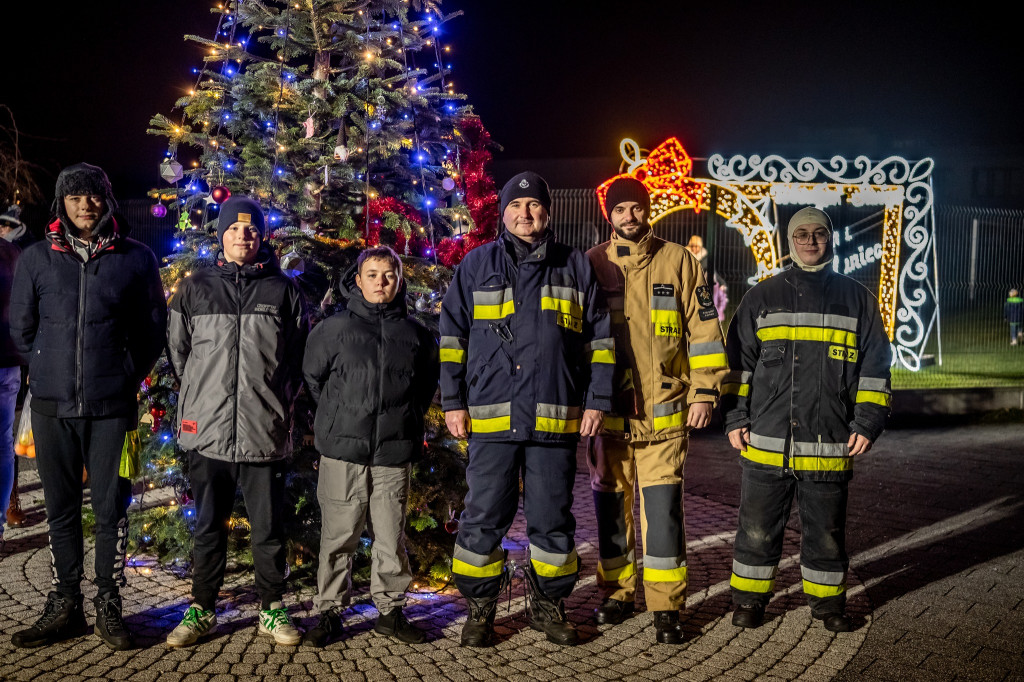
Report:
587,435,688,611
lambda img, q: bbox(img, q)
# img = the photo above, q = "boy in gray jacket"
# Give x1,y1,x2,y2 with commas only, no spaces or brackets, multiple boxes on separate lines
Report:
165,196,308,647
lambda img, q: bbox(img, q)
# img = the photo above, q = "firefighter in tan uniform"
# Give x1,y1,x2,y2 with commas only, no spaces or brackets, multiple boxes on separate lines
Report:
586,177,728,644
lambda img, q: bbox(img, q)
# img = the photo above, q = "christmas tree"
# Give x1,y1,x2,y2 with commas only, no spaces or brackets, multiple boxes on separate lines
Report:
133,0,500,585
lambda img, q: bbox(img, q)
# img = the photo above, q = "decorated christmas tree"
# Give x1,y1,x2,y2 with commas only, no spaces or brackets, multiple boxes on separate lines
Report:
132,0,500,585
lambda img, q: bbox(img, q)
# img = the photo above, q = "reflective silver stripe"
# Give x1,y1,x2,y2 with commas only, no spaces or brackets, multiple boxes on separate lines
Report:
724,369,752,383
540,284,584,304
536,403,581,420
801,566,845,585
468,402,511,419
585,337,614,352
858,377,890,392
756,312,858,331
472,288,514,306
749,432,786,452
440,336,467,350
650,295,679,310
643,554,687,570
792,441,849,457
733,560,777,580
529,545,578,567
599,552,635,569
652,401,684,418
690,340,726,356
453,545,505,567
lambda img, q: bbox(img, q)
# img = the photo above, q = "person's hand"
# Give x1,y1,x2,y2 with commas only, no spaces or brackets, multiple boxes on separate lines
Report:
848,432,873,456
445,409,471,439
579,409,604,437
727,427,750,452
686,402,713,429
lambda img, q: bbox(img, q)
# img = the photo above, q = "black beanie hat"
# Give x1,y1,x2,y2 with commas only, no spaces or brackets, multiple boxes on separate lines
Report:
603,177,650,221
499,171,551,216
52,163,118,216
217,196,266,243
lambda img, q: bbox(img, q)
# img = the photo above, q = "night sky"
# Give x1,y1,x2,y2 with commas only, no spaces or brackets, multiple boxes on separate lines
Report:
4,1,1020,207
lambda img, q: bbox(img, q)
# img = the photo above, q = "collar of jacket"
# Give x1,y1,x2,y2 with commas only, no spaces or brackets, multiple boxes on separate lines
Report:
214,243,281,278
784,263,833,286
606,227,654,268
45,213,122,258
339,261,408,320
501,228,552,265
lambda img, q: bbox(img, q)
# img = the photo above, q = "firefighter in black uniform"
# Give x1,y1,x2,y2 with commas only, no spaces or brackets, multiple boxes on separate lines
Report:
440,172,614,647
721,207,892,633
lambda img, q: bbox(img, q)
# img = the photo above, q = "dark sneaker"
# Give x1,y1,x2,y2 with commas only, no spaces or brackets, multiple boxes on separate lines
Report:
302,609,342,648
595,597,635,625
732,603,765,629
818,612,854,632
653,610,685,644
523,567,579,646
375,607,426,644
94,593,133,650
11,592,88,648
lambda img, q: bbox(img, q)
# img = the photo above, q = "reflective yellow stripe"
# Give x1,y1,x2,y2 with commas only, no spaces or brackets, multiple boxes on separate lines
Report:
802,579,846,598
644,566,688,582
792,456,853,472
598,562,636,581
741,445,784,467
531,557,578,578
589,349,615,364
474,300,515,320
651,309,682,337
856,390,892,407
757,326,858,347
471,416,511,433
604,416,625,431
690,353,729,369
722,383,750,397
730,574,774,593
536,417,580,434
452,557,504,578
653,410,684,431
541,296,583,319
439,348,465,363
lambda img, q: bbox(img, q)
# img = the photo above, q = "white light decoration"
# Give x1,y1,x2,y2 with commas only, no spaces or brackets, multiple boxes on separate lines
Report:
707,153,937,371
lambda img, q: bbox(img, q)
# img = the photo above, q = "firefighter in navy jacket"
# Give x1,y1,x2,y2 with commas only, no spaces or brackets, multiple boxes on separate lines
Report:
440,172,614,647
721,207,892,633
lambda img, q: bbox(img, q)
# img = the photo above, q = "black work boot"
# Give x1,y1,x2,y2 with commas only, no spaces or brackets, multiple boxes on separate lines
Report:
816,611,854,632
11,591,88,648
595,597,635,625
460,594,500,647
94,593,133,650
302,608,342,648
732,603,766,629
653,610,685,644
523,567,579,646
375,607,426,644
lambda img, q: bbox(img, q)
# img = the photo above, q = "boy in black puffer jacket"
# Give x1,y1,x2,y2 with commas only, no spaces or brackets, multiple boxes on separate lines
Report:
301,246,439,647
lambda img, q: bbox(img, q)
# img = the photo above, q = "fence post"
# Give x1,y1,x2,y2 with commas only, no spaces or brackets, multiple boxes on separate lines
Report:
969,218,979,301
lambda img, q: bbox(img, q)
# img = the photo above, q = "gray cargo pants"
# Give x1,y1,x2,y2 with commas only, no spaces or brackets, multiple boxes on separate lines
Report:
315,457,413,614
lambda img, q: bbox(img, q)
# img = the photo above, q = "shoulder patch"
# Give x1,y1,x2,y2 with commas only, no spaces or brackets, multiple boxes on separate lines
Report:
653,283,674,297
695,285,713,308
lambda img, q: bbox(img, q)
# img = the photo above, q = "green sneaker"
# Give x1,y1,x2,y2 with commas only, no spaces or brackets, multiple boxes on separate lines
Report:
258,601,302,646
166,605,217,648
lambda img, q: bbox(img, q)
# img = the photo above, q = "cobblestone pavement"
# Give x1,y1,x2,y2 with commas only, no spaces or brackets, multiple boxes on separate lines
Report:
1,420,1022,681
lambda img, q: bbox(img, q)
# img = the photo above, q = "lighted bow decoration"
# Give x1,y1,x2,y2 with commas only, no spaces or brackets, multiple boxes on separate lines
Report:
598,137,781,282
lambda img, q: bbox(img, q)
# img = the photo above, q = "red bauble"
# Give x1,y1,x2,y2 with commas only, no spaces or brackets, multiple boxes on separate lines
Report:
444,519,460,534
210,186,231,204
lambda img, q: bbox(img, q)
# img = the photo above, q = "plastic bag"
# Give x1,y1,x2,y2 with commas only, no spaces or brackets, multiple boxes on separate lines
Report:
14,390,34,458
119,429,142,480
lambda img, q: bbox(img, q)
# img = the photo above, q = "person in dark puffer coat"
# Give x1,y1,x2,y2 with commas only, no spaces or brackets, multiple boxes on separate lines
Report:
9,163,167,651
301,246,439,648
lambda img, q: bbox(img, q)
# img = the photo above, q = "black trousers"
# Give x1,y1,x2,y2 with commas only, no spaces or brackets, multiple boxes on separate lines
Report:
32,411,133,598
731,467,850,617
188,452,288,611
